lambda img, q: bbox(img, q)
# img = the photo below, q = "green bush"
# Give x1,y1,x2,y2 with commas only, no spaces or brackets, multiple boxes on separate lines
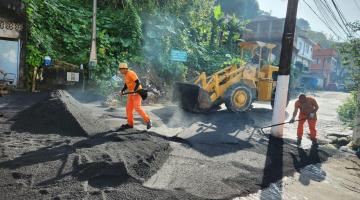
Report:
337,92,358,127
24,0,251,93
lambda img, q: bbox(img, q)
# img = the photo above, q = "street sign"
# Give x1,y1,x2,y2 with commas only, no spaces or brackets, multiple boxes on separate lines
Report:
170,49,188,62
67,72,79,82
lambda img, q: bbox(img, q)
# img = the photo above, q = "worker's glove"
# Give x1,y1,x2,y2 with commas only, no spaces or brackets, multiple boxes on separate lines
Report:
119,91,125,96
289,118,295,123
308,113,315,119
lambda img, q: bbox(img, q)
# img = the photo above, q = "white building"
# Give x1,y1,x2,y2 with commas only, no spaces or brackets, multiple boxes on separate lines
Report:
293,35,316,71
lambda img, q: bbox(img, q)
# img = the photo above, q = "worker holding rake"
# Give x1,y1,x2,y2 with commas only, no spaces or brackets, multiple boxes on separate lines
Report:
290,94,319,146
118,62,152,130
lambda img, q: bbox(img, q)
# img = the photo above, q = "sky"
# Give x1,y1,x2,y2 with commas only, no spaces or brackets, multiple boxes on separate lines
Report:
0,40,19,85
257,0,360,41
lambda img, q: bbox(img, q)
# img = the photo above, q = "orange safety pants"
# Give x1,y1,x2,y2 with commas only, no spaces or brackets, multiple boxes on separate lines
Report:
297,114,317,141
126,94,150,126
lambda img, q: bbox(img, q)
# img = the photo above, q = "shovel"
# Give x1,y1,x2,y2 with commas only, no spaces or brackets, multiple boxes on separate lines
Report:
121,89,148,100
248,118,307,139
259,118,309,134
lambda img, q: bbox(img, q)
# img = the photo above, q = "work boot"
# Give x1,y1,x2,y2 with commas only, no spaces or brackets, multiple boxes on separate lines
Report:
296,138,302,146
147,120,152,130
311,139,318,147
119,124,133,130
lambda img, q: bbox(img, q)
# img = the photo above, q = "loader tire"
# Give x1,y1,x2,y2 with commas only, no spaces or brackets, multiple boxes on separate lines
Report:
225,84,254,112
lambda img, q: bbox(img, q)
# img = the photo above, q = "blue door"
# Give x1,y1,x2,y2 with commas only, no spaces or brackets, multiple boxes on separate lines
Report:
0,39,20,86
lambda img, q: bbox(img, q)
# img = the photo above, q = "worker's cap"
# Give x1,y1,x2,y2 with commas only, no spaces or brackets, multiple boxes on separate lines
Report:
118,62,128,69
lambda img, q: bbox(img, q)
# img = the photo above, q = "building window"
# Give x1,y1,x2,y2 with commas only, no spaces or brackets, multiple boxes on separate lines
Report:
327,58,331,64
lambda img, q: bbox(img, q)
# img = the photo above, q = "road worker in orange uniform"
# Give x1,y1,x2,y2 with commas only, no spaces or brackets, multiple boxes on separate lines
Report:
118,63,152,129
290,94,319,146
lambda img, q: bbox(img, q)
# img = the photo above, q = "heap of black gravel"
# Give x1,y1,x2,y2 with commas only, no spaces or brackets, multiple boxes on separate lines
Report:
11,90,107,136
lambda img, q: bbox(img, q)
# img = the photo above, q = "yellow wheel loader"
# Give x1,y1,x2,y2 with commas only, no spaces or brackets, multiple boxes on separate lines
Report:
173,41,281,113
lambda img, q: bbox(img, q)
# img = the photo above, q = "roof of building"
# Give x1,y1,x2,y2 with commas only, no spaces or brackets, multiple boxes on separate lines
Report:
297,35,317,45
313,48,337,57
0,0,25,21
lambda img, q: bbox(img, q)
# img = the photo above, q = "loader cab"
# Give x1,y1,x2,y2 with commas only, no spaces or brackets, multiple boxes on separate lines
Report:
239,42,277,70
239,41,279,101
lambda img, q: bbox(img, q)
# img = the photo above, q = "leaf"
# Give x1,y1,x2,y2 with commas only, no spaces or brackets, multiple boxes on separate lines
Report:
120,38,133,47
213,5,223,20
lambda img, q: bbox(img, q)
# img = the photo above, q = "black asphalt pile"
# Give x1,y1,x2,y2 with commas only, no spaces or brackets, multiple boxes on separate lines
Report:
0,127,203,199
1,91,204,199
11,90,107,136
72,130,173,181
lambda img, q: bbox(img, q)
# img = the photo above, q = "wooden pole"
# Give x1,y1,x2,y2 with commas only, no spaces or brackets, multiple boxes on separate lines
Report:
89,0,97,80
90,0,97,62
271,0,299,137
354,88,360,148
31,67,37,92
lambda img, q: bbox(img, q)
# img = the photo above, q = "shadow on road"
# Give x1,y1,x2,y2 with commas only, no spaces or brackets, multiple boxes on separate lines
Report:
151,105,289,157
261,135,284,188
257,136,329,200
292,146,327,185
259,135,284,200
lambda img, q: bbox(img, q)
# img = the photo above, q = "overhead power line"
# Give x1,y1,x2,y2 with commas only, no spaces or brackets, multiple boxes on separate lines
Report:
318,0,352,37
354,0,360,11
331,0,353,37
314,0,344,36
302,0,344,40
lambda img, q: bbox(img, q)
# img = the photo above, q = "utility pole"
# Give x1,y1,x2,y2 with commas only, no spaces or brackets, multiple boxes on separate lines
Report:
89,0,97,79
271,0,299,137
354,87,360,148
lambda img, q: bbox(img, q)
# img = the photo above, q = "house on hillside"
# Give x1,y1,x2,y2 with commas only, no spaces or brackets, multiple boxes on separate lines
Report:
243,15,301,64
243,15,315,69
293,35,321,89
293,35,316,71
0,0,26,88
310,44,340,88
243,15,344,90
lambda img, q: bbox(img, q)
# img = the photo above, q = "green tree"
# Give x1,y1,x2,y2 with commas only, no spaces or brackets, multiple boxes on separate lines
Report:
305,30,337,48
23,0,249,93
337,21,360,148
216,0,260,20
297,18,311,30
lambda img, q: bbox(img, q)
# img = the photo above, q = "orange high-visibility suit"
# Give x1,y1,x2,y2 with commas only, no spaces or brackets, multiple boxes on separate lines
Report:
123,70,150,126
294,97,318,141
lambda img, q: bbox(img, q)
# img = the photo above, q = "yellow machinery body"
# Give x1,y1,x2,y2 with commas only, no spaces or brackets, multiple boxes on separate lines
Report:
174,41,279,112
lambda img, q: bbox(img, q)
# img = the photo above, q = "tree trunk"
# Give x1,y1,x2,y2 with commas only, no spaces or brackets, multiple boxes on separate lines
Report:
210,16,216,47
218,31,223,47
227,30,234,49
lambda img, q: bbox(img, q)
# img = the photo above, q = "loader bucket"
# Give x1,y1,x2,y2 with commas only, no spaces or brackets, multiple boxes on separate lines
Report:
173,82,212,113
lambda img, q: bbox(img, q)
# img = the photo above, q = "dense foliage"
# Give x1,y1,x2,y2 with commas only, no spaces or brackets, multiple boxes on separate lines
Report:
337,92,358,127
23,0,257,92
336,21,360,129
